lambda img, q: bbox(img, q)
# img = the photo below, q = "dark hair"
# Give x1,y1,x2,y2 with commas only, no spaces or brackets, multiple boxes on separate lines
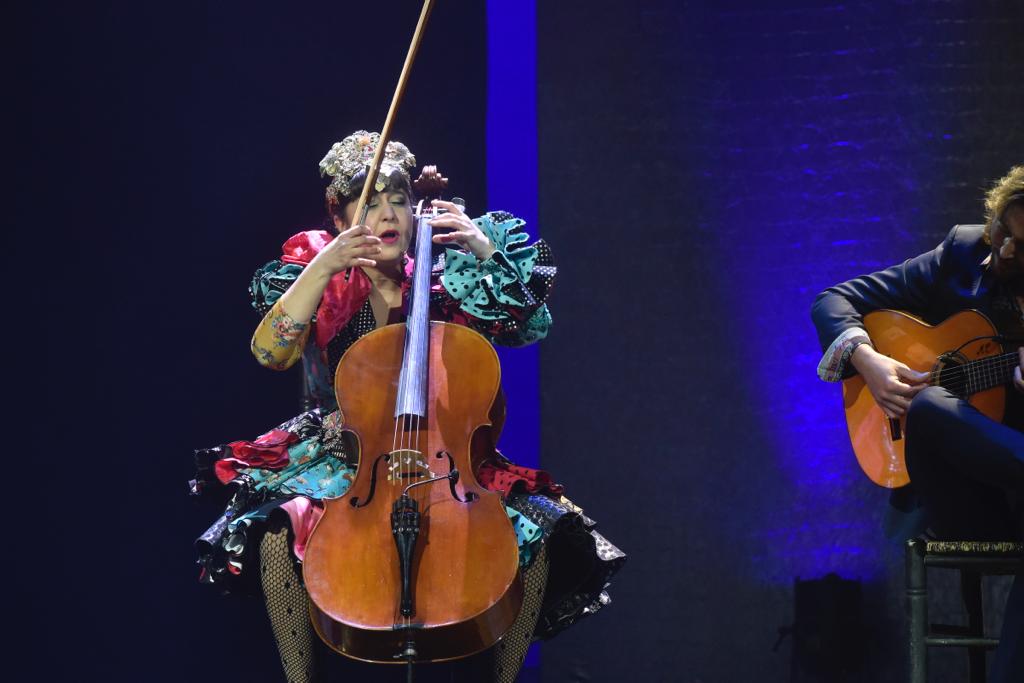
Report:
325,169,415,226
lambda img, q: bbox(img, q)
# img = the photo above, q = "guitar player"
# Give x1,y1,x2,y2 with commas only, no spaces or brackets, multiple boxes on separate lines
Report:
811,165,1023,682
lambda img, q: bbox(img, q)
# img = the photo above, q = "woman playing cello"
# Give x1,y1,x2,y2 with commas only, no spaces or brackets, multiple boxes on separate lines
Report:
190,131,625,681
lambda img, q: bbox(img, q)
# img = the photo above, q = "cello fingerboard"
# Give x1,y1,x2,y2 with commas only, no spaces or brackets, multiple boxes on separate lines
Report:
395,212,435,418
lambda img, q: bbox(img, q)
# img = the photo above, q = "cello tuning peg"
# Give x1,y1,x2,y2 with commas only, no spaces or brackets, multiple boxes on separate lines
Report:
413,165,449,200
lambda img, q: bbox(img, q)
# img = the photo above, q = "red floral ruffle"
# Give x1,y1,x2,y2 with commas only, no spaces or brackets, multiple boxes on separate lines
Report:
280,230,372,349
216,429,298,484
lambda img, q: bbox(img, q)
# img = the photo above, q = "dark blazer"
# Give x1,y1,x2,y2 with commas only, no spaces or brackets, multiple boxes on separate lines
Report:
812,224,996,368
810,224,1022,539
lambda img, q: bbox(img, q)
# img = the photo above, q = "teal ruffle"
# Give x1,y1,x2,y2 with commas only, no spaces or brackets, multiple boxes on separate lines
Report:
441,212,538,321
507,506,544,567
517,306,554,347
232,438,354,535
250,260,305,313
232,433,543,567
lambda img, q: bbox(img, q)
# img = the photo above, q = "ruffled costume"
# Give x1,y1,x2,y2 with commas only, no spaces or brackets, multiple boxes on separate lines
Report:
190,212,625,639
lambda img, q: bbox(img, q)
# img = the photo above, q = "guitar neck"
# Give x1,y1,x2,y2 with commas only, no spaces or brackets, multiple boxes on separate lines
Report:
933,351,1018,397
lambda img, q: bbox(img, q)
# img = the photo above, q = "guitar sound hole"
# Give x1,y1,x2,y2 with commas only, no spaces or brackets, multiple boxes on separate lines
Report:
934,351,969,399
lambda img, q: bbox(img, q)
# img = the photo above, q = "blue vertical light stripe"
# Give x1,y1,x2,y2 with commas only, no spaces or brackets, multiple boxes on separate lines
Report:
487,0,541,675
487,0,539,472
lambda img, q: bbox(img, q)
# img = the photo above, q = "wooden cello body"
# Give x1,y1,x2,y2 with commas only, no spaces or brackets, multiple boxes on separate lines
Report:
302,206,523,663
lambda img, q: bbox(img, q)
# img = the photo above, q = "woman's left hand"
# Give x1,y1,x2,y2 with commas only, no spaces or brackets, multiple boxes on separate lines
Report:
1015,347,1024,394
429,199,496,262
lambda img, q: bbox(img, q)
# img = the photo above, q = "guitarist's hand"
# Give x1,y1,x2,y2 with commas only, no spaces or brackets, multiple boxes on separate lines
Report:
851,344,930,418
1015,348,1024,394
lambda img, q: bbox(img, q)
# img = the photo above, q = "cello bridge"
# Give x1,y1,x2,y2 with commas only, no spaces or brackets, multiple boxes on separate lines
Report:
388,449,431,481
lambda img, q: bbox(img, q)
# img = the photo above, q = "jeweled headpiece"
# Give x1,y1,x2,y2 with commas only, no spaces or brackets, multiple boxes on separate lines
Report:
319,130,417,203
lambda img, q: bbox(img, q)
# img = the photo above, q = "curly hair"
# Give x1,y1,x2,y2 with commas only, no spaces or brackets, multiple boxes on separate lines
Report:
983,165,1024,244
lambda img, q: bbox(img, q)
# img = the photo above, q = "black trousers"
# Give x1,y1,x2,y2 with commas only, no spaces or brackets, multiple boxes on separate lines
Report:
905,386,1023,540
905,386,1024,683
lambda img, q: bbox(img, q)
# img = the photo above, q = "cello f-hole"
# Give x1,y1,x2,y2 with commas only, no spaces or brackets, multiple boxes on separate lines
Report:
350,453,389,508
440,451,475,503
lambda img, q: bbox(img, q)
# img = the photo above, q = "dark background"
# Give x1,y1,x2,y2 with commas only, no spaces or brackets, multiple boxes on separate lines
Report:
20,1,1024,681
536,2,1022,682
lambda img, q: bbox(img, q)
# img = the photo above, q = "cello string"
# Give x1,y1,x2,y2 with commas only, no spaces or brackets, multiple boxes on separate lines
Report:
404,211,420,490
411,211,424,490
397,211,415,640
408,208,434,634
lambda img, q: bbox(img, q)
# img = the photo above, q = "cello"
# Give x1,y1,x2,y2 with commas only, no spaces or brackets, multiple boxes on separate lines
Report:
301,0,524,666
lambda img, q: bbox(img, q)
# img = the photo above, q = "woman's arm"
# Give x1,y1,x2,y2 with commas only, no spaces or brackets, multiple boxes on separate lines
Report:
251,301,311,370
276,260,334,324
251,225,382,370
279,224,382,323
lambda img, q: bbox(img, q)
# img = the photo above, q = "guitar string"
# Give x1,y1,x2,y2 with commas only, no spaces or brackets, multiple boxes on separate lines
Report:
928,353,1016,380
923,352,1018,393
923,351,1017,380
929,366,1015,389
927,356,1017,384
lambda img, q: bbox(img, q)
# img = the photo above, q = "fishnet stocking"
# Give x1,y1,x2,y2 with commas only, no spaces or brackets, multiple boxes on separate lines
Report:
259,528,550,683
259,527,318,683
491,546,550,683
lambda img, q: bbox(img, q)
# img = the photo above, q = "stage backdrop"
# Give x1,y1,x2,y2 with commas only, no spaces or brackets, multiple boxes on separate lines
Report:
25,1,493,681
20,1,1024,682
536,1,1022,682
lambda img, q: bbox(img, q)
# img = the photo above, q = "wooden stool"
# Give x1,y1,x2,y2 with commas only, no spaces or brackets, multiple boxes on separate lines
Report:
906,539,1023,682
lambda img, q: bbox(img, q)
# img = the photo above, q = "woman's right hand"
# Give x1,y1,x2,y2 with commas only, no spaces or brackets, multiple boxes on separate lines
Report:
851,344,930,418
308,225,382,276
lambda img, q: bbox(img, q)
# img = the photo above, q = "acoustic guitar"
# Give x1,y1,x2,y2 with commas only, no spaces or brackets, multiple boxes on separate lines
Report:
843,309,1019,488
